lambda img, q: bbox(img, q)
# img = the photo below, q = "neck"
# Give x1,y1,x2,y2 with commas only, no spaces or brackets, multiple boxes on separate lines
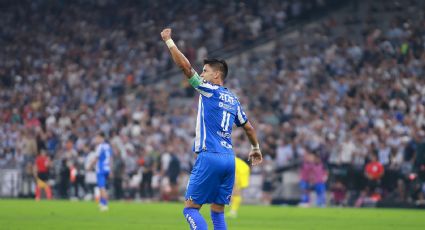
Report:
211,79,224,86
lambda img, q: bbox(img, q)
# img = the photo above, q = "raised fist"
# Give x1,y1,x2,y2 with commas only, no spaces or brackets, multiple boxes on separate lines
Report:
161,28,172,41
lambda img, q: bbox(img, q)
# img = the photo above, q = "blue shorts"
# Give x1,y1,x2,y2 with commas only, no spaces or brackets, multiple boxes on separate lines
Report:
97,172,109,189
185,152,235,205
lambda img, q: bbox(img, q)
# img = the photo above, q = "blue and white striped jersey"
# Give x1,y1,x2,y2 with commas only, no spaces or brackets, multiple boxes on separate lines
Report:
191,73,248,154
96,142,112,174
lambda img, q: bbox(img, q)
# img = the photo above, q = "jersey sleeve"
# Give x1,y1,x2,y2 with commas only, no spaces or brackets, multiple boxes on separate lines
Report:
234,102,248,127
188,72,219,98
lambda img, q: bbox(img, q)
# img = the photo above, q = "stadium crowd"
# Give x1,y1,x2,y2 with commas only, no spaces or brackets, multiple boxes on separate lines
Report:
235,0,425,206
0,0,424,206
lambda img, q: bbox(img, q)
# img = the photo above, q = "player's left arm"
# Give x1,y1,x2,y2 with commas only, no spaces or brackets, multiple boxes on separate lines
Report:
234,102,262,165
242,121,263,166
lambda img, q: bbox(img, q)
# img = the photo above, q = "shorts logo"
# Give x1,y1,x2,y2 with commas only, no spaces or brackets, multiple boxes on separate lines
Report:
226,194,232,201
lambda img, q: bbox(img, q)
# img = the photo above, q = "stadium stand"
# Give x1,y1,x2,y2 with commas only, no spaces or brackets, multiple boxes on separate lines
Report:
0,0,424,208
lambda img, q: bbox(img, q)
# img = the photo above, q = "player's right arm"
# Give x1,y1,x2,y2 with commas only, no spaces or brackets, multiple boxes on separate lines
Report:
161,28,198,80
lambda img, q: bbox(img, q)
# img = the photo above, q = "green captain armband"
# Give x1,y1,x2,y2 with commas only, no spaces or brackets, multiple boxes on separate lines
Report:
188,72,202,88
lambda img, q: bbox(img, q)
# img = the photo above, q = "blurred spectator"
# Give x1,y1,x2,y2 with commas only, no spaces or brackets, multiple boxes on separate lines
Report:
113,147,125,200
356,153,384,207
261,155,275,205
365,153,385,190
70,149,87,199
58,159,70,199
330,180,346,206
167,152,181,201
139,149,156,200
299,152,327,207
34,149,52,200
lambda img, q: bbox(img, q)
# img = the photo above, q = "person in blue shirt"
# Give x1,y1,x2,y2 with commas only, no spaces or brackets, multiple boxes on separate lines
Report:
91,133,112,211
161,28,263,230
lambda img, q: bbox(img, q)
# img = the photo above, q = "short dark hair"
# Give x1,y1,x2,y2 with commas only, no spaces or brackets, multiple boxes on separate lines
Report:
203,58,228,80
97,132,105,138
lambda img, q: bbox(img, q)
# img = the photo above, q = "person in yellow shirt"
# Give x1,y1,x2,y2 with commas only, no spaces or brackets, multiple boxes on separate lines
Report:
227,157,250,218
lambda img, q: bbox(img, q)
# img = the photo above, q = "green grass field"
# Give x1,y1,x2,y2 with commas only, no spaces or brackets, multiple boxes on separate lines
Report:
0,199,422,230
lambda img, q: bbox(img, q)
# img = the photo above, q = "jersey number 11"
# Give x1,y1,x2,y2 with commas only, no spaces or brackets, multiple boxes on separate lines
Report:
221,111,231,131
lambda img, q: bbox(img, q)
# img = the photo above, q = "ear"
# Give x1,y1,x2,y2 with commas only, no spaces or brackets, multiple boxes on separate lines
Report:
213,71,221,80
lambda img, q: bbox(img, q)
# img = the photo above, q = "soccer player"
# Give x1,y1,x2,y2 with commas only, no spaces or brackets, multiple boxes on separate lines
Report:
91,133,113,211
34,149,52,200
161,28,263,230
226,157,250,218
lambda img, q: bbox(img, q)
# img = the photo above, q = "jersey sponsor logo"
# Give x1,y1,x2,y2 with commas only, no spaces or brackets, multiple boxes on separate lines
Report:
217,131,231,138
220,141,233,149
219,93,235,105
218,102,233,110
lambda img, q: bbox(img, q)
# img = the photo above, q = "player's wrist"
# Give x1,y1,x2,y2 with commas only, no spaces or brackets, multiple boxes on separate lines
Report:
165,39,176,48
251,143,260,151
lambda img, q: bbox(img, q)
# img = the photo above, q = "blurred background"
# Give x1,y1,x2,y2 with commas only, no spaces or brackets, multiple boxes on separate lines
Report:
0,0,424,209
